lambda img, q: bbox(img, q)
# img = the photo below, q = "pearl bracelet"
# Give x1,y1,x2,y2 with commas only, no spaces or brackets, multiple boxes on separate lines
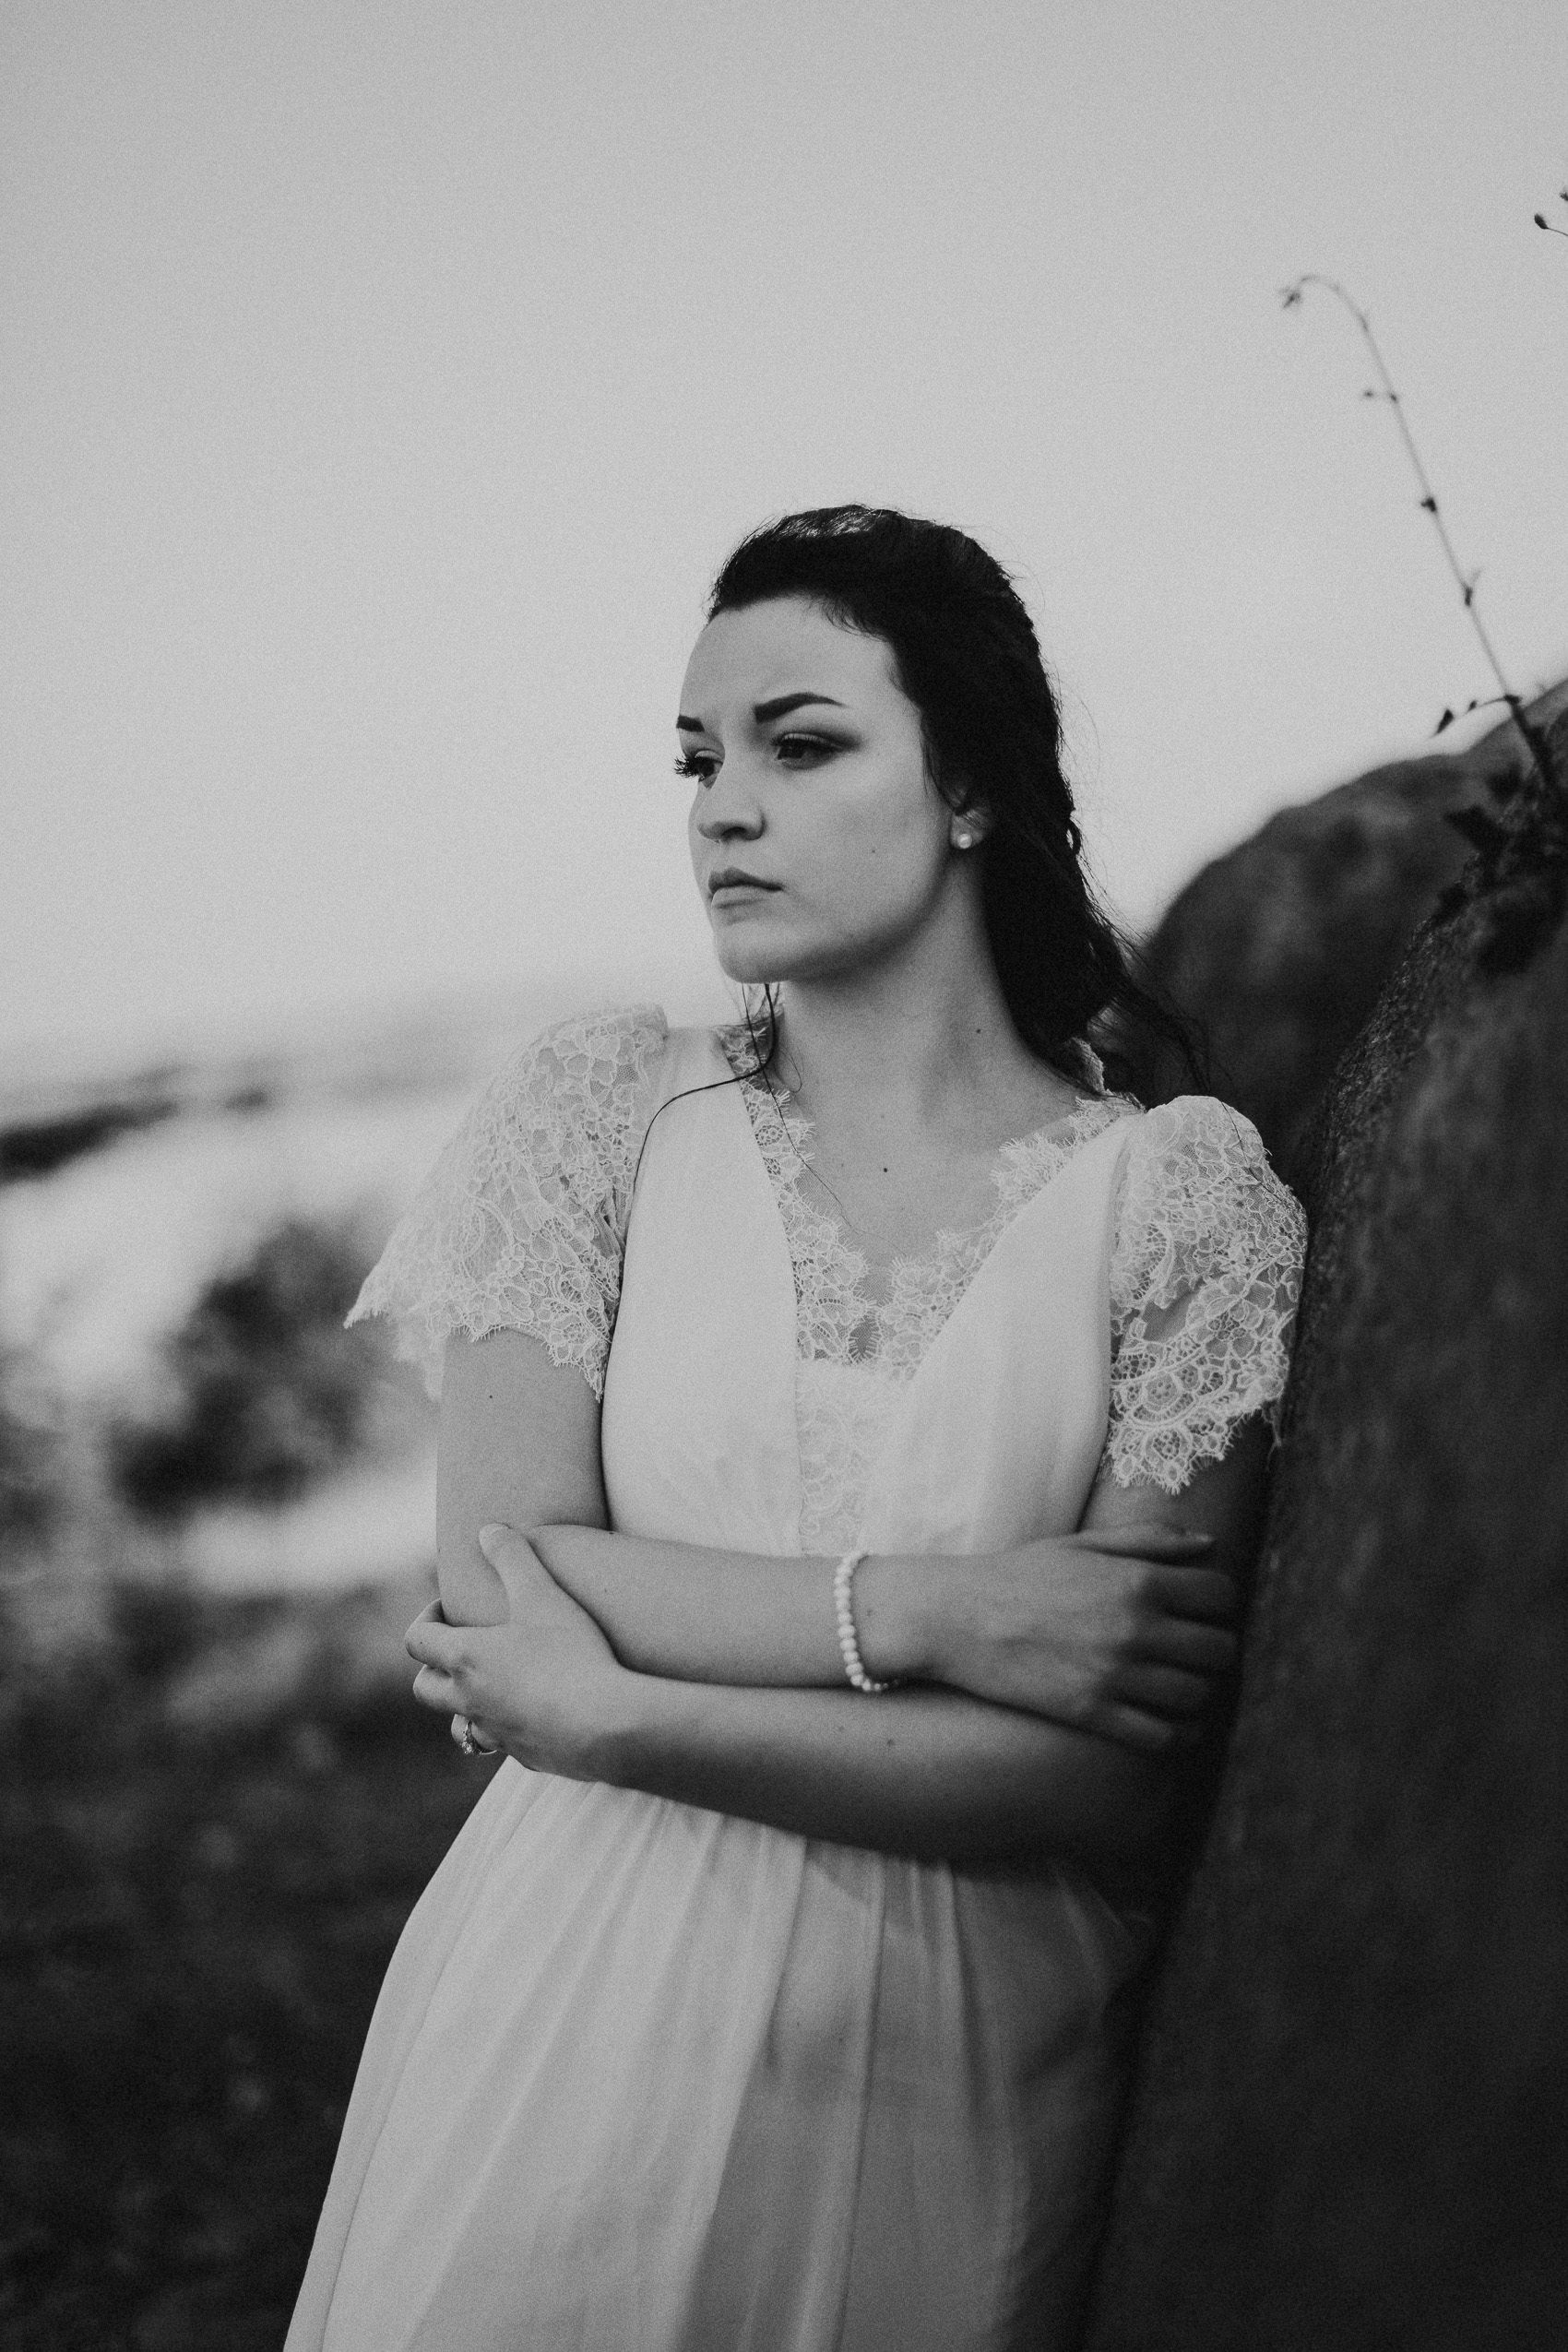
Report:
832,1549,893,1694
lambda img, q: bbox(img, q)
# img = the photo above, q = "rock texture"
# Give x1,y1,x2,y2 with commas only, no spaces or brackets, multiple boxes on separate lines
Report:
1082,709,1568,2349
1130,681,1568,1189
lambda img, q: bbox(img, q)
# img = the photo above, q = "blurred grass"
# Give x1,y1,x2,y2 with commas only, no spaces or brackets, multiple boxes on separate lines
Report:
0,1654,502,2351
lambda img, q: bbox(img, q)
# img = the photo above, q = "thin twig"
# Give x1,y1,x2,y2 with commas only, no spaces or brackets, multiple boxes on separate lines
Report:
1280,274,1550,791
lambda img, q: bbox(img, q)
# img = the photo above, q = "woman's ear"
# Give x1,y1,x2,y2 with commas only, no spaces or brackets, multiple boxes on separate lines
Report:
950,810,988,850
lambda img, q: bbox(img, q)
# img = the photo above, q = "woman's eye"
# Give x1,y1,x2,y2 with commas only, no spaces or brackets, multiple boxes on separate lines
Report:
674,753,719,785
772,733,838,767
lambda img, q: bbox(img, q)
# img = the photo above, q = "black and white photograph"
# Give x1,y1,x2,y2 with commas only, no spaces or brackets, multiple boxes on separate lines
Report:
3,4,1565,2346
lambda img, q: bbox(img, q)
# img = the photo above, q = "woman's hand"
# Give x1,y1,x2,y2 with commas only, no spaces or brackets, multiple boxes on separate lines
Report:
406,1522,635,1776
893,1525,1239,1754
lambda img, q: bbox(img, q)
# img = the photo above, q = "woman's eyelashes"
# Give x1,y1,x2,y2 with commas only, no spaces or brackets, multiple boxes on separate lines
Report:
674,732,844,786
771,731,842,768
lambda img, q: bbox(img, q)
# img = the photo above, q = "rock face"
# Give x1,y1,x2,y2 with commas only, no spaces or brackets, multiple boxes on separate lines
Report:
1082,715,1568,2349
1132,683,1568,1189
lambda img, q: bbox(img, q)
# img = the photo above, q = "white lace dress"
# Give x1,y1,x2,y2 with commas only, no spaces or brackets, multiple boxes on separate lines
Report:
288,1006,1305,2352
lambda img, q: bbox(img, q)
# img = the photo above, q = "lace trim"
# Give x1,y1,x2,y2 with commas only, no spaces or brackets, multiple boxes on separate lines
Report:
348,1004,669,1398
717,1028,874,1364
355,1008,1305,1510
1102,1098,1307,1492
720,1030,1304,1499
875,1104,1133,1379
717,1024,1132,1375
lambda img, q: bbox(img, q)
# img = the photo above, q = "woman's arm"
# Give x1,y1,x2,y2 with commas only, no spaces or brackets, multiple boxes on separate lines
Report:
420,1330,1272,1863
434,1327,609,1626
605,1425,1273,1860
530,1519,1238,1750
411,1526,1175,1870
439,1329,1243,1748
931,1416,1273,1738
596,1677,1169,1871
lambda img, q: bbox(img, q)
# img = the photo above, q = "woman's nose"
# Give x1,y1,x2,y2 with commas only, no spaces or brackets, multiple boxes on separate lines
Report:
695,777,764,842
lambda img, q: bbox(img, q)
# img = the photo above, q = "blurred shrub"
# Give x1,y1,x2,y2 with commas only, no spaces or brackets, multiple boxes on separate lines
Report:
111,1215,389,1520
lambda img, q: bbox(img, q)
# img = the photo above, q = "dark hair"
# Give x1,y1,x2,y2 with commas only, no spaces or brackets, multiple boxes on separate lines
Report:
707,505,1201,1099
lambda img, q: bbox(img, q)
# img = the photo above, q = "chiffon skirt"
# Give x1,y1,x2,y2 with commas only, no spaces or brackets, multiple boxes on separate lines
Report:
286,1761,1146,2352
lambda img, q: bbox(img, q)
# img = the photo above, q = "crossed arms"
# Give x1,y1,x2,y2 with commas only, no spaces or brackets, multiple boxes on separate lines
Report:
406,1328,1267,1871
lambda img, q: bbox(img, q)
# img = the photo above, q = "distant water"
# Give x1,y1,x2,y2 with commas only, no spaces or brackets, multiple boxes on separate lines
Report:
2,1074,481,1392
0,974,738,1591
0,970,737,1383
0,997,552,1594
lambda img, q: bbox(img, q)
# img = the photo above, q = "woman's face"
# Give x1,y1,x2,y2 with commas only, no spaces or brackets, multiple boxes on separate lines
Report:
680,596,962,985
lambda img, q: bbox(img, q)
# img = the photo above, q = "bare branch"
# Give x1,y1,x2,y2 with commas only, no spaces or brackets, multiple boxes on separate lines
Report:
1281,275,1550,786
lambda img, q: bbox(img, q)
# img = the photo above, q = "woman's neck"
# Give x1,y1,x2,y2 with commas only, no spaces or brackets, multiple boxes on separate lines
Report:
766,906,1072,1149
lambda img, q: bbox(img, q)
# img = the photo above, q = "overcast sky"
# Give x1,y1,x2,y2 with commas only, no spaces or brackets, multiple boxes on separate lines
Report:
5,0,1565,1073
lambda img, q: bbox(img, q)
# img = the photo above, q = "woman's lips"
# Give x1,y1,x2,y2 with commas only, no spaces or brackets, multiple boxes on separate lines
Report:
707,873,780,906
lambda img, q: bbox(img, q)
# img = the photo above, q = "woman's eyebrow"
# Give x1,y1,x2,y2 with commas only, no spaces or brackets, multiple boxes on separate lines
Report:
754,692,845,723
675,692,845,731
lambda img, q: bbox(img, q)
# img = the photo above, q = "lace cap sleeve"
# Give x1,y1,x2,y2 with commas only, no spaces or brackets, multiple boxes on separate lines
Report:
347,1004,670,1399
1103,1096,1307,1494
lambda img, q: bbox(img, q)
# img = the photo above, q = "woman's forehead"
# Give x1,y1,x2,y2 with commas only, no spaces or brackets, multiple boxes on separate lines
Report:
680,599,900,720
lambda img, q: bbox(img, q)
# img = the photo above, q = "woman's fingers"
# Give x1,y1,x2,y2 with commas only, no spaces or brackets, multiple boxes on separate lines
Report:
411,1661,459,1712
958,1531,1246,1738
1075,1523,1216,1559
1094,1702,1205,1756
1111,1661,1215,1718
478,1523,569,1610
1148,1563,1241,1621
403,1530,619,1775
481,1523,616,1647
406,1606,469,1670
478,1522,543,1570
1134,1615,1238,1673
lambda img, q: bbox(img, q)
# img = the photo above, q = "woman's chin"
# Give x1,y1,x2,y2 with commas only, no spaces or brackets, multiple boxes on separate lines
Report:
708,921,790,986
712,941,778,984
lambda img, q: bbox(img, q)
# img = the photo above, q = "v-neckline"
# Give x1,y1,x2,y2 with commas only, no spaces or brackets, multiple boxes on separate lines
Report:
713,1028,1134,1375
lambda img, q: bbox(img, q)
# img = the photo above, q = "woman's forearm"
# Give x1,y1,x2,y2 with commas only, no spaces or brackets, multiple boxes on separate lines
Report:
411,1524,1190,1867
527,1525,939,1688
590,1671,1171,1870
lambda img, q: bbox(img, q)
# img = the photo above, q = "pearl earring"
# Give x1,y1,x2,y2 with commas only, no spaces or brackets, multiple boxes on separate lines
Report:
954,827,976,849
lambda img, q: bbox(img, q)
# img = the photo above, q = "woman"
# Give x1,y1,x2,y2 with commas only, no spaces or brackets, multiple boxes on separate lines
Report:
287,506,1305,2351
